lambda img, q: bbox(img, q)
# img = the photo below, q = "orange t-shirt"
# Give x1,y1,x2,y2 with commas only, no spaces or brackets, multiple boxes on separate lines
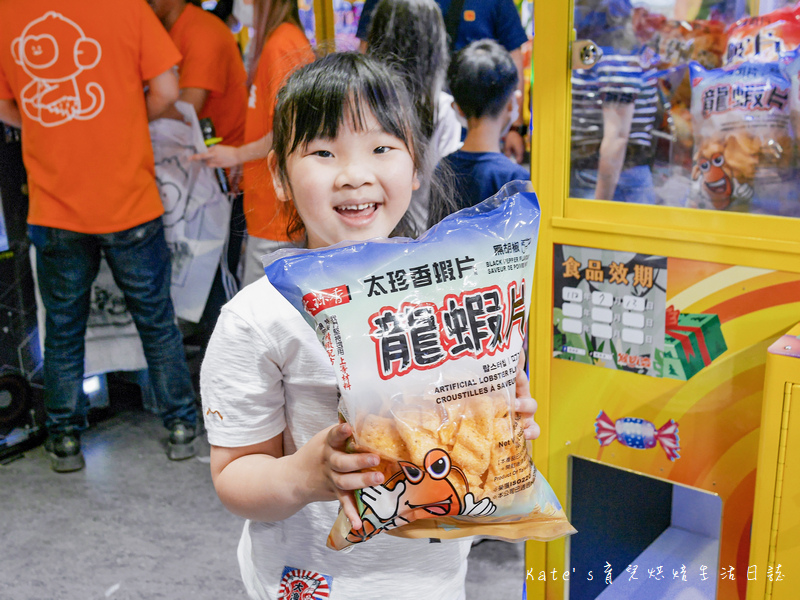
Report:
169,4,247,147
242,22,314,241
0,0,181,234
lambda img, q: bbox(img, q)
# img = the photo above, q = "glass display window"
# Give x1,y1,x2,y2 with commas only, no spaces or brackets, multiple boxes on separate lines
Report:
298,0,318,48
569,0,800,220
333,0,363,51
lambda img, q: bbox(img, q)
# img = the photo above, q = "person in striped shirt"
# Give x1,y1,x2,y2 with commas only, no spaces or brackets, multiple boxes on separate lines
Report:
570,0,659,203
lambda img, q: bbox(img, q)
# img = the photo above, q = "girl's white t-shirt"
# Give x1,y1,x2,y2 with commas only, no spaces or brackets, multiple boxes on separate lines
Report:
200,276,470,600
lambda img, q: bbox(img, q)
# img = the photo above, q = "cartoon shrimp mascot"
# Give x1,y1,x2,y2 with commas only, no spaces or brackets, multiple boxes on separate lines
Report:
12,12,104,127
692,135,757,210
346,448,496,544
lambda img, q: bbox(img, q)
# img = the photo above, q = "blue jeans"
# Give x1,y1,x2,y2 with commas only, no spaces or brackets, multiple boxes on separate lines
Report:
570,165,656,204
29,217,197,436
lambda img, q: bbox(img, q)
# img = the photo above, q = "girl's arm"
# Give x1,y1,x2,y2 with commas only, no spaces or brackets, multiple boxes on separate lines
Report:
210,423,384,529
145,67,180,122
158,87,210,122
0,98,21,128
191,132,273,169
211,368,538,526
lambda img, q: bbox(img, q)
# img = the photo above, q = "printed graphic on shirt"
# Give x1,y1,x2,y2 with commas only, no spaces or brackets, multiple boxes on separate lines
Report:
248,84,257,109
278,567,332,600
205,408,223,421
11,11,104,127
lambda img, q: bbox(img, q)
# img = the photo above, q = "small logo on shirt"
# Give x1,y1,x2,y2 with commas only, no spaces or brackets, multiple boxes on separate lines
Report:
248,83,257,109
302,285,351,316
278,567,332,599
205,408,223,421
463,10,476,22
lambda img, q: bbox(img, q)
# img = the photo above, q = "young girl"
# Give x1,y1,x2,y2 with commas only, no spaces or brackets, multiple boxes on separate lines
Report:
364,0,462,232
194,0,314,286
200,52,540,600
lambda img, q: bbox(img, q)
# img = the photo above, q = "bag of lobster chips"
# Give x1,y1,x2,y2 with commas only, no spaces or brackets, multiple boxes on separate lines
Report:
263,181,576,550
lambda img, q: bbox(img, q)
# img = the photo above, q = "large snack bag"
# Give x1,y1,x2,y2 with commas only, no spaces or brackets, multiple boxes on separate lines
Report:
645,19,727,171
725,4,800,66
263,182,576,550
632,6,666,46
652,18,726,71
781,48,800,154
689,60,798,215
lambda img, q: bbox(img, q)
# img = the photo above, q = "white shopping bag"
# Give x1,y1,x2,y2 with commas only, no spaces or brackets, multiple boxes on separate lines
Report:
150,101,232,323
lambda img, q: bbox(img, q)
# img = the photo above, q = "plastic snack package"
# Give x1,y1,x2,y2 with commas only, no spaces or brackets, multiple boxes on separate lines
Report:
724,4,800,66
632,6,667,46
781,48,800,164
263,181,576,550
651,18,726,72
647,19,727,173
688,60,799,216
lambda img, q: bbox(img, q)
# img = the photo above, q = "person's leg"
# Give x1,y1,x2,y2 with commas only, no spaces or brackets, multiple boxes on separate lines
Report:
28,225,101,471
195,265,231,350
227,191,246,282
101,217,197,457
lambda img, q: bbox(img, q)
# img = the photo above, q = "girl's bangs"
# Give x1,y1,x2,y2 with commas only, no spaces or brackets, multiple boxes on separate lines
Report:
286,59,414,157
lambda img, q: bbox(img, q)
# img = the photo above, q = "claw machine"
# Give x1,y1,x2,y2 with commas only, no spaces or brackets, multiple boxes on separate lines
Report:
527,0,800,598
747,321,800,600
0,125,45,460
299,0,363,52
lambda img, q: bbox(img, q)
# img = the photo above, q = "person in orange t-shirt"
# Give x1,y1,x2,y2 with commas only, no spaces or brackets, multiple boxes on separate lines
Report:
194,0,314,287
0,0,198,472
150,0,247,147
149,0,249,344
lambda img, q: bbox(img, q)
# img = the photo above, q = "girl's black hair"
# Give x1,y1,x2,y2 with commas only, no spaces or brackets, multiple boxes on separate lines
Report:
272,52,429,239
365,0,449,141
363,0,457,231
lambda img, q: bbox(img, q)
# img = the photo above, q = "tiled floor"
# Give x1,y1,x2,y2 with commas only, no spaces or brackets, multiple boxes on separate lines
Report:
1,385,526,600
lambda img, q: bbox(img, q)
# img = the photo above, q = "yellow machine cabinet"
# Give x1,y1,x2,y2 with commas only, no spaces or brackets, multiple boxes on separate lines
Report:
527,1,800,599
747,324,800,599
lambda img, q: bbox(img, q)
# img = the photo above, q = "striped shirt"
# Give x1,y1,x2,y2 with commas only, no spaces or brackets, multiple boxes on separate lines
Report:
571,51,659,167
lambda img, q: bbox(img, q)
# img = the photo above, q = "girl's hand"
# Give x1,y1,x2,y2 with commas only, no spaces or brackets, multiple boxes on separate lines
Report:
316,423,384,530
515,359,540,441
191,144,241,168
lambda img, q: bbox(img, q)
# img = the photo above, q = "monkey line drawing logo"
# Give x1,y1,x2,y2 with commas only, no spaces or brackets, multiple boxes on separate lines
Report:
12,12,105,127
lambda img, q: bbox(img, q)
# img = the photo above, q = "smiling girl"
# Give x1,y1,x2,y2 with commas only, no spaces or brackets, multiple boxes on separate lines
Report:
199,52,539,600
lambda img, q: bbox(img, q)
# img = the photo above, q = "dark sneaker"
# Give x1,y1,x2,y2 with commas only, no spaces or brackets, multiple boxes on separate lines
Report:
167,422,196,460
44,433,85,473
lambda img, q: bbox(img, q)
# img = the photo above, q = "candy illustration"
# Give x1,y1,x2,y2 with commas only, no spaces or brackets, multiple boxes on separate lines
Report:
595,411,680,461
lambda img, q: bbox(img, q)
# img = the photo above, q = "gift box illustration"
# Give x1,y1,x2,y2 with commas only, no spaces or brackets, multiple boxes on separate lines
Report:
655,306,727,380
